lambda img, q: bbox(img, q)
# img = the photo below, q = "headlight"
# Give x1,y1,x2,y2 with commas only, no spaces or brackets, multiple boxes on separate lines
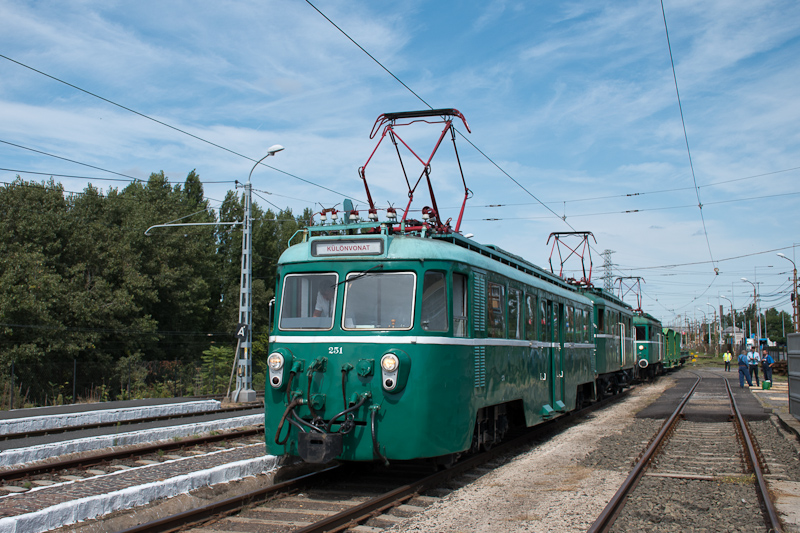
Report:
268,353,284,370
381,354,399,372
638,345,644,351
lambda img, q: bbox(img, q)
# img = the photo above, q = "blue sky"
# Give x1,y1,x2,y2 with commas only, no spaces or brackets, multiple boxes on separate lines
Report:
1,0,799,330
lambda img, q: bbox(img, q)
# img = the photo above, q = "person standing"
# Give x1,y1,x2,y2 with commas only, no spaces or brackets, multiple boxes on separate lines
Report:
723,351,732,372
747,346,761,387
761,349,775,383
738,350,753,388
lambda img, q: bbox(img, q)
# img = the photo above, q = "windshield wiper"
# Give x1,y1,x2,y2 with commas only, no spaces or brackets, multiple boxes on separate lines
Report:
338,264,384,286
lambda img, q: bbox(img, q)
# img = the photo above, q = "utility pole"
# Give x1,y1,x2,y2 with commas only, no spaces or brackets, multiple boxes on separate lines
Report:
720,294,734,349
742,278,760,348
777,253,798,331
232,145,284,403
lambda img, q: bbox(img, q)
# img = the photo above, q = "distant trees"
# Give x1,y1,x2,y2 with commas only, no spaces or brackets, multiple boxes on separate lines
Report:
0,174,310,406
720,304,795,345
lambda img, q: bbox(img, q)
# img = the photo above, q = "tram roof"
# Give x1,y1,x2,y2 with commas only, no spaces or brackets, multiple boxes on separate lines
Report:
278,227,592,305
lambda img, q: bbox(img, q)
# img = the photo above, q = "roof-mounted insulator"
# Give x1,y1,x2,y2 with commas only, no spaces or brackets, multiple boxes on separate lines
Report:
422,206,436,221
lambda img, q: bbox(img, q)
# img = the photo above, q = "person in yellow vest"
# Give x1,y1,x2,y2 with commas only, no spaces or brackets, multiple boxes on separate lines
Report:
723,351,732,372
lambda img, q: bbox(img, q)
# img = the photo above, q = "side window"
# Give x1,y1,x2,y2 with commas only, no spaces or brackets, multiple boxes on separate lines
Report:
508,289,521,339
453,273,468,337
421,271,448,331
525,294,536,341
566,305,574,342
487,282,505,338
538,299,547,342
597,308,604,334
583,309,592,342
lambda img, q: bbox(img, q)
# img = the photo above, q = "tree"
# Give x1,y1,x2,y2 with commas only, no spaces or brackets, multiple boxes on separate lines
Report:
765,307,794,345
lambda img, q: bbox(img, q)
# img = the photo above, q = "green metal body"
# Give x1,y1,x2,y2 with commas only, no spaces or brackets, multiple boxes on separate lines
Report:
661,327,682,368
265,225,596,462
583,290,635,376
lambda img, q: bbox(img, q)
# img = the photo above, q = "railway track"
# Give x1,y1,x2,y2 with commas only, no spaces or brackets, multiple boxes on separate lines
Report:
588,372,783,533
115,386,635,533
0,427,264,485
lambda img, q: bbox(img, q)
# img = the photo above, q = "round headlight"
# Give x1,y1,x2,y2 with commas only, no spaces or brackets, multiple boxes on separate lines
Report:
638,345,644,351
381,353,399,372
268,353,284,370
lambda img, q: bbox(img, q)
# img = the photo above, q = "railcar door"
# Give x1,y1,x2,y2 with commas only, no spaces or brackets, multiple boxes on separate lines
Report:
549,300,565,411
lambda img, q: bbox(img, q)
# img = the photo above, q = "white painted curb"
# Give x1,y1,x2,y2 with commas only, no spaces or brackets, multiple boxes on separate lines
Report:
0,446,279,533
0,401,221,436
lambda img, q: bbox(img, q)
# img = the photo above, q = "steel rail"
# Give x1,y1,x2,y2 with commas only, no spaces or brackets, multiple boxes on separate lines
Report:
725,379,783,533
117,464,342,533
111,385,635,533
0,403,261,441
292,389,636,533
0,427,263,482
587,374,701,533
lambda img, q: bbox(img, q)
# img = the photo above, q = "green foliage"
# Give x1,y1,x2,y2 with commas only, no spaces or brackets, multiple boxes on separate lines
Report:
201,345,234,394
0,171,308,405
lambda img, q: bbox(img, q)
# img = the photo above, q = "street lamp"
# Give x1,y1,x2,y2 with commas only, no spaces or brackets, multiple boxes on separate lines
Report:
232,144,284,403
696,308,709,349
741,278,760,349
777,252,799,331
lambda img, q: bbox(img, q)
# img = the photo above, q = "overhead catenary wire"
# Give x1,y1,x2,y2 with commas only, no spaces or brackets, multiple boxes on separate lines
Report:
463,189,800,221
0,53,362,202
304,0,577,232
660,0,716,271
446,165,800,209
0,139,143,182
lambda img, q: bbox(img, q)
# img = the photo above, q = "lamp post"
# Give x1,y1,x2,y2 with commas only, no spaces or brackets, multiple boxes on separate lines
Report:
741,278,760,349
232,144,284,403
777,252,798,331
696,308,709,351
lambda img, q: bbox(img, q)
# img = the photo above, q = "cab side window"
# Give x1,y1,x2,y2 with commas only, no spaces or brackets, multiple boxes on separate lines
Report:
421,271,447,331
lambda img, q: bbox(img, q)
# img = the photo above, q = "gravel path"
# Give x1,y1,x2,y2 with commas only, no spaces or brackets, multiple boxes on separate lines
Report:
387,379,674,533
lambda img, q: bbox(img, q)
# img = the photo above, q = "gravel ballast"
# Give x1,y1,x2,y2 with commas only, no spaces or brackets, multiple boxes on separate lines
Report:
387,379,674,533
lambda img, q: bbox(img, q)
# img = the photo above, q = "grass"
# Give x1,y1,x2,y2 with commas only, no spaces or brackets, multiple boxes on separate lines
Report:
720,474,755,485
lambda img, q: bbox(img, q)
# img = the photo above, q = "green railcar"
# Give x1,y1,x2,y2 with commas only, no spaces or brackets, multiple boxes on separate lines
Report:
266,225,597,463
581,289,635,396
633,312,664,378
661,327,682,369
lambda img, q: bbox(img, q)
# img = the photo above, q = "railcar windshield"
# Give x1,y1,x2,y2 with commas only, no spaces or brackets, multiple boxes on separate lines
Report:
279,273,338,330
343,272,415,330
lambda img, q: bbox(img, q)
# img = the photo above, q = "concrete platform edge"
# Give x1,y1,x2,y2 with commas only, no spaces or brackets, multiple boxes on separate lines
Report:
0,454,279,533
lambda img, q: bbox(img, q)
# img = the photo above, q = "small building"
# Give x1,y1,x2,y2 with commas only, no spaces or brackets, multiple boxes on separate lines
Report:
723,325,745,346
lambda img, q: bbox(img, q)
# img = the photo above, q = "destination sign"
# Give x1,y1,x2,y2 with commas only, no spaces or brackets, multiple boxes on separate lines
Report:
312,239,384,256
